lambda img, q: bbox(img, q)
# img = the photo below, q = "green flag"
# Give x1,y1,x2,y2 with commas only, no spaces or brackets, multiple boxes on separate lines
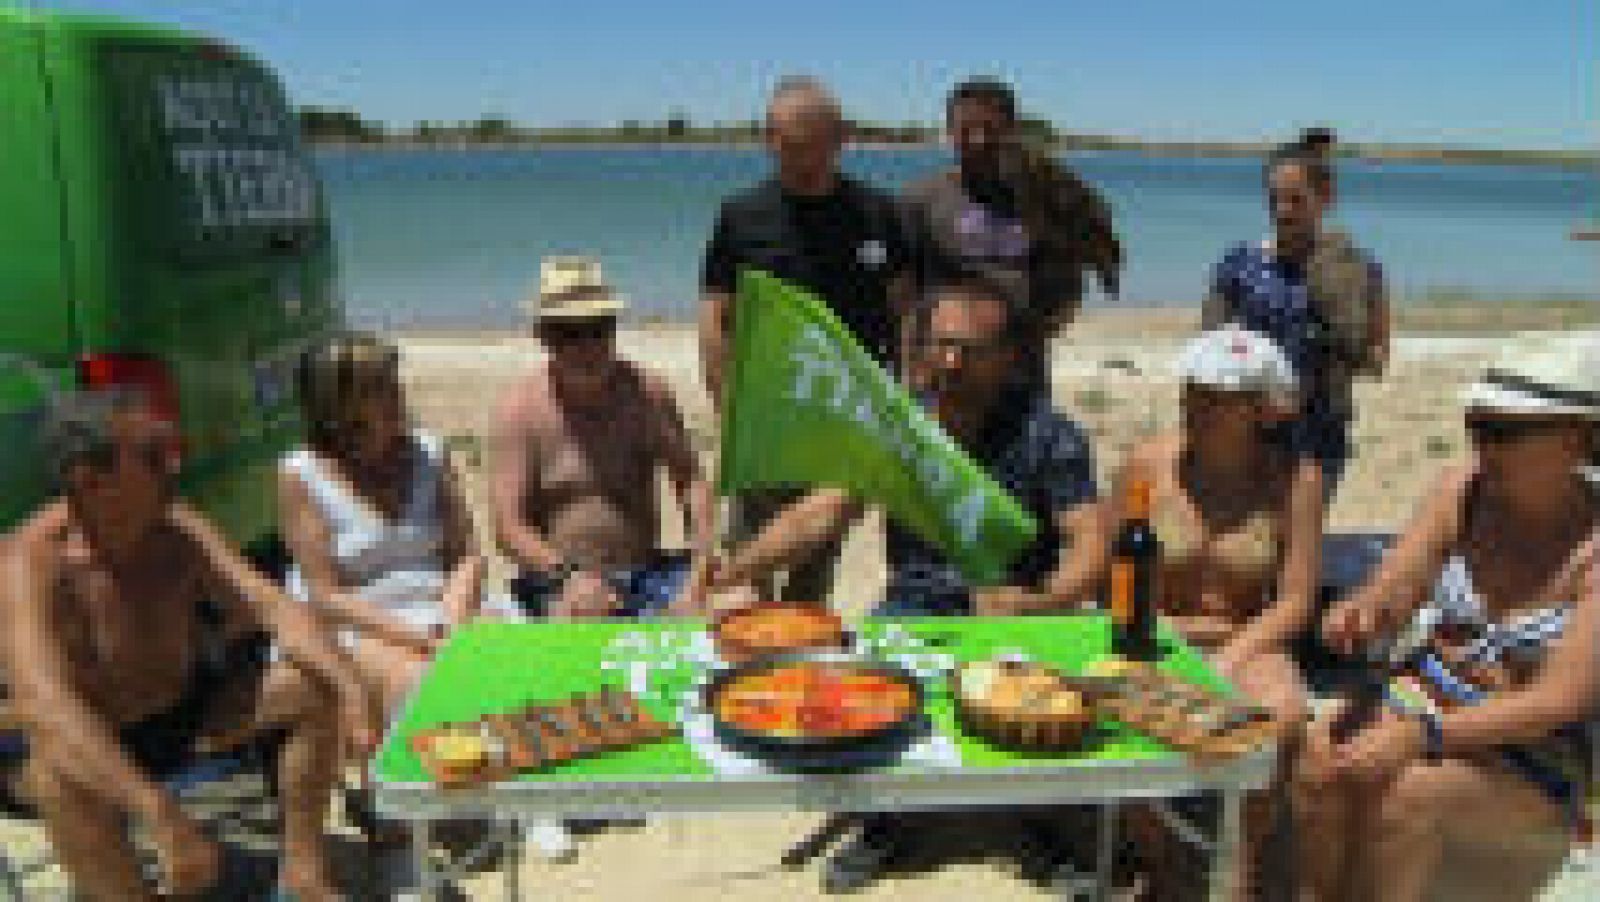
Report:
719,269,1039,586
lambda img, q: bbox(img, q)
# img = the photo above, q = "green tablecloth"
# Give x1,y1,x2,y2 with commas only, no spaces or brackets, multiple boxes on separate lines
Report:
373,615,1229,786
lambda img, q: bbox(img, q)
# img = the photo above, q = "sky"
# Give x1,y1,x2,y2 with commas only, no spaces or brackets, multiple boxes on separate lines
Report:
28,0,1600,149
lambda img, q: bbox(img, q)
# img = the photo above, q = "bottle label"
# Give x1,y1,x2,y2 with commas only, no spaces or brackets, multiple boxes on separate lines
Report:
1110,560,1134,623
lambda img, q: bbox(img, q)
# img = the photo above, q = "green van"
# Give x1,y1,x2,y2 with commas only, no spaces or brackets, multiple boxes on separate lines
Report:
0,10,343,558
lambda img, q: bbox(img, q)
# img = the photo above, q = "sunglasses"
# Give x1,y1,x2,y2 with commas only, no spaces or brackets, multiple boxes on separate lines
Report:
541,319,616,347
1465,417,1570,444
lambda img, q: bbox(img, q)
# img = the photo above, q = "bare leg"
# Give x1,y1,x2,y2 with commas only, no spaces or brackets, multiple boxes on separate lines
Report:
342,635,426,723
1363,757,1564,902
22,757,155,902
1290,708,1361,902
1227,650,1310,900
216,662,346,902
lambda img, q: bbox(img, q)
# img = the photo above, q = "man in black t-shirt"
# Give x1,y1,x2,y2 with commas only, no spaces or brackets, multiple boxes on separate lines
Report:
699,76,914,602
903,77,1122,390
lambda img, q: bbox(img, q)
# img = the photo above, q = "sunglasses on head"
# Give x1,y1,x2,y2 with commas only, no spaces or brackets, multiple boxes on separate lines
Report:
1465,417,1569,444
541,318,615,347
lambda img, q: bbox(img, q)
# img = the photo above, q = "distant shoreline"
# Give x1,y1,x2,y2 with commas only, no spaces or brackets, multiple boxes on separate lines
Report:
382,297,1598,344
306,137,1599,170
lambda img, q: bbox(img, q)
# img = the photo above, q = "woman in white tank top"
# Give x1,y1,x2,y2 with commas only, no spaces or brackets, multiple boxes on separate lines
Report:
281,334,571,871
279,334,490,713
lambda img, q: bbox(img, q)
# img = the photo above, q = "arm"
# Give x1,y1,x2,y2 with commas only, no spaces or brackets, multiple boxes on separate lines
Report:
1323,464,1472,653
171,504,360,690
487,389,564,573
277,467,434,653
1226,457,1324,659
980,416,1109,614
699,207,739,406
1042,503,1110,609
715,489,860,593
435,451,486,627
647,376,720,614
1364,258,1392,376
1200,256,1234,331
700,290,734,408
1,529,173,822
1438,546,1597,751
649,375,716,558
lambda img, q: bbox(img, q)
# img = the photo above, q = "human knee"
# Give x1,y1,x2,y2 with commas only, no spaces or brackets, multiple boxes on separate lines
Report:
1374,766,1451,836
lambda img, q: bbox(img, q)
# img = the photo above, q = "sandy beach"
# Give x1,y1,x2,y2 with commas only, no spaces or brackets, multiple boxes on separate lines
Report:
4,304,1595,900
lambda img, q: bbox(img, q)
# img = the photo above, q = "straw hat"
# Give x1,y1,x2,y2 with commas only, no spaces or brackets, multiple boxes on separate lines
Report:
1174,325,1300,408
1462,332,1599,420
1462,331,1600,483
526,256,626,320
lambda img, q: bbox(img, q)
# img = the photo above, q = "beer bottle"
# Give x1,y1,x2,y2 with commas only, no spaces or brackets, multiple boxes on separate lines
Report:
1110,475,1161,660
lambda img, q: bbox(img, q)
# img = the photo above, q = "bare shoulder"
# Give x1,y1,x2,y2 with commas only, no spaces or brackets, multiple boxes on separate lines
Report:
632,363,684,411
494,365,556,429
5,501,72,569
1125,432,1179,479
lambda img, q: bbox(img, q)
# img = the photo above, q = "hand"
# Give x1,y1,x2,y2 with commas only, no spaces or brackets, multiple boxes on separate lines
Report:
973,586,1040,616
147,798,221,897
337,679,382,761
1211,640,1254,683
669,555,719,617
555,571,621,619
1322,597,1391,656
1335,713,1425,783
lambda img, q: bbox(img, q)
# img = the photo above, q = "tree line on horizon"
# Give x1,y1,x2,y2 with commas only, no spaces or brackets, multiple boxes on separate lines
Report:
293,107,1596,168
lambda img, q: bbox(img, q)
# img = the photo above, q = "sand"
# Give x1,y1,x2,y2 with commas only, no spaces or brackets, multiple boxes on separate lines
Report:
4,305,1596,900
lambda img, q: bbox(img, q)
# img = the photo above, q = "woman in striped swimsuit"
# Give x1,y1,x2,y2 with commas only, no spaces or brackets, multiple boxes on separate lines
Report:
1292,338,1599,902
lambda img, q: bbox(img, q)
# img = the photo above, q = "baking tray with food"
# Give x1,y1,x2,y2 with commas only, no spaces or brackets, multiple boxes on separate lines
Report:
410,686,676,787
701,652,931,773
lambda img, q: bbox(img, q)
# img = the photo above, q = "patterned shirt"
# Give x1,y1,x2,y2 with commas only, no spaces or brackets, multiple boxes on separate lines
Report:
884,387,1098,614
1207,240,1384,426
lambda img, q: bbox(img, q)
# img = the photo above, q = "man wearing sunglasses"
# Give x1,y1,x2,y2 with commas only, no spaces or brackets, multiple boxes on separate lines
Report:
492,256,716,623
701,277,1109,892
1,389,376,901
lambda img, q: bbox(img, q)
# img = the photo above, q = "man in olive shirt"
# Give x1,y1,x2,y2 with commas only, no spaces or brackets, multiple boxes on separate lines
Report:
700,76,915,601
903,77,1122,391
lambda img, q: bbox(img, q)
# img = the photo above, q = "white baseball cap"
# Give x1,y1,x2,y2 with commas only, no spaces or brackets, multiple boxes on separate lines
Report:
1175,325,1300,407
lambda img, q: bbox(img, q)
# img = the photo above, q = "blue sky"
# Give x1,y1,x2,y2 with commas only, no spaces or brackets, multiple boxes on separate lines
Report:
32,0,1599,149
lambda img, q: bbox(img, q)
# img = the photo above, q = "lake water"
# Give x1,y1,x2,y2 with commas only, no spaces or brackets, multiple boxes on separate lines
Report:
314,147,1598,330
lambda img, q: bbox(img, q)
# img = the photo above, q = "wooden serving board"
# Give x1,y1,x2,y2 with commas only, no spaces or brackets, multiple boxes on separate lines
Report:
1067,664,1280,761
412,687,675,786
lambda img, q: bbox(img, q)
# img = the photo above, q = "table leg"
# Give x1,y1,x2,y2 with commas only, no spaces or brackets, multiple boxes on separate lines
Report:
1095,803,1118,902
412,819,442,901
504,818,523,901
1209,792,1244,902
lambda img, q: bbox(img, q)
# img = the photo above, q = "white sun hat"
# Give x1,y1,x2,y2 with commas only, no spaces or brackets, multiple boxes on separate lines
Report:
1462,330,1600,483
1175,325,1300,407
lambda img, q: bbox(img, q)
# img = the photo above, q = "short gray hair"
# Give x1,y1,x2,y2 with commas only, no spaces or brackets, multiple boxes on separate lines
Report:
39,387,152,488
766,75,844,128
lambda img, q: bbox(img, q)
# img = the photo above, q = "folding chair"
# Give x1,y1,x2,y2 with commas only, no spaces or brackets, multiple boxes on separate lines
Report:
0,684,287,900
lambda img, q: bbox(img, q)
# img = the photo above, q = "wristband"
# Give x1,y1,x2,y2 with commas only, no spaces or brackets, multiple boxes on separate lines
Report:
1417,710,1444,763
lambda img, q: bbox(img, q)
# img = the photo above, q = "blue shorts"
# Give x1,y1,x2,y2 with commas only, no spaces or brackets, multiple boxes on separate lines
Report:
875,585,971,618
511,551,691,619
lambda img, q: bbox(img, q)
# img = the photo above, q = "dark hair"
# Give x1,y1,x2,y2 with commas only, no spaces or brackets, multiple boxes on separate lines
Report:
946,77,1017,124
1266,127,1336,192
40,387,153,489
296,332,403,465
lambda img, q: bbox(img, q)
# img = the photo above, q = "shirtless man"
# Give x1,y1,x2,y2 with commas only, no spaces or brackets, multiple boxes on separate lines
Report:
0,389,376,902
492,256,717,618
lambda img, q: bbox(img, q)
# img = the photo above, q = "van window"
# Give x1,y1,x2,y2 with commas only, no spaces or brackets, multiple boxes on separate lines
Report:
98,44,324,262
